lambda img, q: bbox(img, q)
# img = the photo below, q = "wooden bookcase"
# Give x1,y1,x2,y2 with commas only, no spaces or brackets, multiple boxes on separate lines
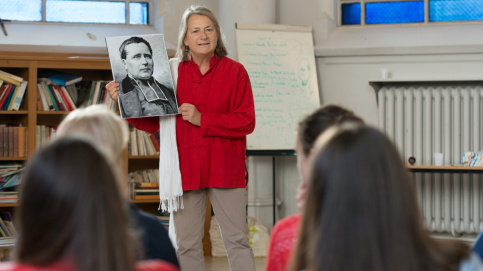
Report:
0,51,212,256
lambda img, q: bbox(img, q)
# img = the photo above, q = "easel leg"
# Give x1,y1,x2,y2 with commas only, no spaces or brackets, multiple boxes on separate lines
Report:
272,156,276,226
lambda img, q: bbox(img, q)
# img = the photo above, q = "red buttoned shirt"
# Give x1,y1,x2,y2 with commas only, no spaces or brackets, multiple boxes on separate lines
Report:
128,56,255,191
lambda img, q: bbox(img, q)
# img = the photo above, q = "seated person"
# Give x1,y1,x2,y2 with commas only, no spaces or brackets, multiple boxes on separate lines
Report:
266,104,363,271
0,137,178,271
289,123,483,271
54,105,179,267
473,231,483,261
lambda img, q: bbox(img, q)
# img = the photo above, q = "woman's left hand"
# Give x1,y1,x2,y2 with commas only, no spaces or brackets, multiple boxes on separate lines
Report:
179,103,201,126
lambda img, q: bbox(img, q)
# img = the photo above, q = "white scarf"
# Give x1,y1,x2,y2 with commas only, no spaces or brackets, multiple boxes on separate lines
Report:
158,58,183,213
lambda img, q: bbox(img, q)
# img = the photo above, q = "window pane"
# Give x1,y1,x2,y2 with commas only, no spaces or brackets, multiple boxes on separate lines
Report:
0,0,42,21
130,2,148,25
430,0,483,22
341,3,361,25
366,1,424,24
46,0,125,24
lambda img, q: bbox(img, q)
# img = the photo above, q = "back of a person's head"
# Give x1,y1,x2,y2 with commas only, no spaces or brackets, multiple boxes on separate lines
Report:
56,104,129,165
15,137,135,271
291,124,469,271
297,104,363,156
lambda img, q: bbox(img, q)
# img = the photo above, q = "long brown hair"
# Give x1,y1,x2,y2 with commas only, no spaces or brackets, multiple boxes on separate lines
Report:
290,124,469,271
15,137,136,271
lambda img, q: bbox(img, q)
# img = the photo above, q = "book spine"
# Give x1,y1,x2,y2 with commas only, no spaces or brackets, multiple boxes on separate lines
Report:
1,85,14,110
0,70,23,83
12,81,28,111
0,73,21,86
60,86,76,110
0,84,10,110
134,194,160,200
40,82,55,111
18,127,26,157
44,83,59,111
13,127,18,157
2,127,7,157
50,84,66,111
135,182,159,188
8,127,13,157
0,127,4,157
7,83,20,110
36,88,43,111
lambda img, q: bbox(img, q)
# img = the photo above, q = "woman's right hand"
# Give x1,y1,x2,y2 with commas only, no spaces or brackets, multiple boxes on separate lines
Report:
106,81,120,101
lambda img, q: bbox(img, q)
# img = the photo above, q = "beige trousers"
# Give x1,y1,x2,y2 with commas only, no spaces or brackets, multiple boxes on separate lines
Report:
173,188,255,271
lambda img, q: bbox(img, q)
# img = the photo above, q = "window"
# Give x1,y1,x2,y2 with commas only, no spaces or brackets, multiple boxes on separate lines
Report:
0,0,150,25
340,0,483,26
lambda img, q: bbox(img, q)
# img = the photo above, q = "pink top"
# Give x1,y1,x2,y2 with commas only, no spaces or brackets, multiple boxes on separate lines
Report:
266,214,301,271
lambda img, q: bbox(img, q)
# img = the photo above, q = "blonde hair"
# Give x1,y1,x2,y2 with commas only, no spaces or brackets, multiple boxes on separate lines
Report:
175,5,228,61
56,105,129,175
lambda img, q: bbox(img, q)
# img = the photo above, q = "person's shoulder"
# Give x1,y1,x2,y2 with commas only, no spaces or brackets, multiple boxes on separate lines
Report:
218,57,249,78
136,260,179,271
130,204,159,226
274,214,301,231
271,214,301,239
219,56,244,68
0,262,17,271
459,252,483,271
0,262,66,271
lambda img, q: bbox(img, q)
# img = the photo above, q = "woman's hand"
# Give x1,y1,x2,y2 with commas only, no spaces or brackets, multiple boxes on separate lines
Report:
106,81,120,101
296,181,307,213
178,103,201,126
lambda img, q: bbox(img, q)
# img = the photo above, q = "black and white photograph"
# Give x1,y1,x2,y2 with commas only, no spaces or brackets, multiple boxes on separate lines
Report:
105,34,178,119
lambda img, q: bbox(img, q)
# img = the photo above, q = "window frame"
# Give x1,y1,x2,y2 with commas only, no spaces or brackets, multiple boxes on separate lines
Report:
5,0,153,26
338,0,483,27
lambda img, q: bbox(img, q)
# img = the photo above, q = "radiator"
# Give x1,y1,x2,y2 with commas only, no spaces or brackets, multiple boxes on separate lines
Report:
377,83,483,236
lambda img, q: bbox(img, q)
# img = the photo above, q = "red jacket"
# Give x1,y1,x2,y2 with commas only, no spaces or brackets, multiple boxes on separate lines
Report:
128,56,255,191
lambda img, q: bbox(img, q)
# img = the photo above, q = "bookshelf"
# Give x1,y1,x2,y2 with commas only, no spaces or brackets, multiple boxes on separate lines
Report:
0,52,212,256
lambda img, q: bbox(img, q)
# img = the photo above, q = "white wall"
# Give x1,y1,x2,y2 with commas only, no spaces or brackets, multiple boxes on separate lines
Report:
0,0,218,55
274,0,483,231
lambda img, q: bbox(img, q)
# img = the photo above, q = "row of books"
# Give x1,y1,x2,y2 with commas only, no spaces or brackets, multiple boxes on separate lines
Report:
128,171,160,200
0,212,16,237
34,124,160,157
156,212,170,232
37,79,77,112
0,126,27,158
129,169,160,184
37,80,117,112
35,125,57,151
129,128,160,156
76,80,117,111
0,70,28,111
0,163,23,194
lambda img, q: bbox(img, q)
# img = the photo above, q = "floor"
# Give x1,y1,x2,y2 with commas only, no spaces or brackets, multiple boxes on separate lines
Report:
204,256,266,271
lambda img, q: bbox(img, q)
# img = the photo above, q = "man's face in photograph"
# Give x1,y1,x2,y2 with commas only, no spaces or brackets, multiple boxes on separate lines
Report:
123,42,154,80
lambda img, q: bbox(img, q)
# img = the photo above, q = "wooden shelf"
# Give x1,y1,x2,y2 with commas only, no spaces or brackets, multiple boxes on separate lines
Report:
0,157,27,161
36,111,71,115
407,165,483,173
0,111,28,115
130,199,160,204
0,203,17,208
128,155,159,159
